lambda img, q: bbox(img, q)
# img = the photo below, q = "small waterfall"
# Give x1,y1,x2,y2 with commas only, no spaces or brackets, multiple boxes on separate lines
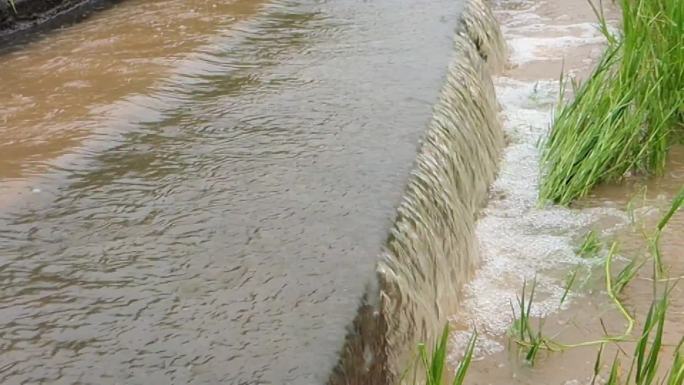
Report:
329,0,505,384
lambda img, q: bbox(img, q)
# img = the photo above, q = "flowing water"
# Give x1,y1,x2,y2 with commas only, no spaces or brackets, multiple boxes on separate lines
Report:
1,0,681,384
447,0,684,384
0,0,488,383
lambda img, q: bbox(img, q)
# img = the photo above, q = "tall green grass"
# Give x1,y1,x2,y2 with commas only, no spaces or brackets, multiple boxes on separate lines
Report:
540,0,684,204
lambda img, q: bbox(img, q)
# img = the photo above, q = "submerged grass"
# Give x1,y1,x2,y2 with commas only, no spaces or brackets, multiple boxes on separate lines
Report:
632,292,669,385
406,193,682,384
560,268,578,306
592,289,679,385
507,191,683,383
540,0,684,204
508,278,558,365
578,230,602,258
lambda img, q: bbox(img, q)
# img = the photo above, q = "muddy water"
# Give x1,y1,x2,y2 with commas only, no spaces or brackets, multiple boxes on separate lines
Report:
0,0,265,181
0,0,468,383
447,0,684,384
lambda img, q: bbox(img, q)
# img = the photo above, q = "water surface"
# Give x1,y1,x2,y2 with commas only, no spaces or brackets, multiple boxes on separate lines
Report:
0,0,464,383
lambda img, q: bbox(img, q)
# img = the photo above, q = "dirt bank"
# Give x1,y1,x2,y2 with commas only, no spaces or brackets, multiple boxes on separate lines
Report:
0,0,117,40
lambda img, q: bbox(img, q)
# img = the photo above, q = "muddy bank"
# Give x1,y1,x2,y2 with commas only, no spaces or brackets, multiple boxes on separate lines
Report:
0,0,117,40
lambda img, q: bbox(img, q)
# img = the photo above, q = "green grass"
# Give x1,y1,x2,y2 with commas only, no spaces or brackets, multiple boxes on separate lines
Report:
412,325,477,385
8,0,16,13
510,277,536,344
559,268,578,306
578,230,602,258
666,339,684,385
408,191,682,384
508,278,556,365
650,186,684,277
593,290,676,385
613,255,643,295
540,0,684,204
632,293,668,385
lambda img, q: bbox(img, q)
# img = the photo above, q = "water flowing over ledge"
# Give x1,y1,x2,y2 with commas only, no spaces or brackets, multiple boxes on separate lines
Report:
330,1,506,383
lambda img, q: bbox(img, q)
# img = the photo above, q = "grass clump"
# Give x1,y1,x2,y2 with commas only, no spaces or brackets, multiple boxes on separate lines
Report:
508,277,556,365
407,325,477,385
540,0,684,205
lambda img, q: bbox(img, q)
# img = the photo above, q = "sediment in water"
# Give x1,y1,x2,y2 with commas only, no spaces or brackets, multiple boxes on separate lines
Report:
329,0,505,383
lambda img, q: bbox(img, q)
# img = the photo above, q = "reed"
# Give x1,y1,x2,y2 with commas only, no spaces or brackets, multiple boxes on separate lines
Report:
540,0,684,204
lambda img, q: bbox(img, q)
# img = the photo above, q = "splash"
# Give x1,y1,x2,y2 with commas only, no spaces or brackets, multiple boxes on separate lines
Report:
447,0,629,368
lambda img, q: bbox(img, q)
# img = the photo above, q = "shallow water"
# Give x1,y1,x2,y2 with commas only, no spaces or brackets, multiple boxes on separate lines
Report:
448,0,684,383
0,0,466,383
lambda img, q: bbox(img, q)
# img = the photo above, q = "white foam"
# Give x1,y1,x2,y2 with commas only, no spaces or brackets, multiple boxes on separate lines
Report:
445,0,634,366
448,57,627,360
507,35,606,64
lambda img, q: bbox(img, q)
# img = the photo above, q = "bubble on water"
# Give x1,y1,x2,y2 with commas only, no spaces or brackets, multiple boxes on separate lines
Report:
450,76,628,338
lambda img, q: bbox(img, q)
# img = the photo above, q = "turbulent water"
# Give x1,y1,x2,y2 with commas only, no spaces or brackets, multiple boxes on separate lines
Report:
330,0,506,380
3,0,681,383
0,0,510,384
373,1,506,382
442,1,684,385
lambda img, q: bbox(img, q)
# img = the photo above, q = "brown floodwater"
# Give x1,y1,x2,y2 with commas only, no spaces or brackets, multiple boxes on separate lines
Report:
0,0,468,383
446,0,684,384
0,0,263,181
2,0,681,383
